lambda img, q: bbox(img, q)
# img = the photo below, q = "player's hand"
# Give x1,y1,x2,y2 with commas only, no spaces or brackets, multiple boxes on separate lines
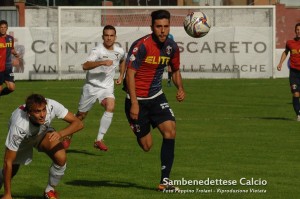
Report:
13,52,19,58
176,88,185,102
12,57,20,66
104,60,113,66
277,64,282,71
48,131,62,142
130,102,139,120
115,77,123,85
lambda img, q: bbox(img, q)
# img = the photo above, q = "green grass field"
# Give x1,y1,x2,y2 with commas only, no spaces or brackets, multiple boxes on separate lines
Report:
0,78,299,199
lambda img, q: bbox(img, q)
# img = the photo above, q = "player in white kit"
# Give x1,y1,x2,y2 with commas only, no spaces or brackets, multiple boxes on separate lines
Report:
62,25,125,151
0,94,83,199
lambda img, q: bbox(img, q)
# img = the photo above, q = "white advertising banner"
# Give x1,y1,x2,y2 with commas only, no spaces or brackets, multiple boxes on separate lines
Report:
9,26,274,80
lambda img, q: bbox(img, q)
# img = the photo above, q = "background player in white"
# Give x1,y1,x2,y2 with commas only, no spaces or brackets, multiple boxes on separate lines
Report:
63,25,125,151
0,93,83,199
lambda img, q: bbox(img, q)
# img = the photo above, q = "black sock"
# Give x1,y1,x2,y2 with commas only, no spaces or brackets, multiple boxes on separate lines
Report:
0,87,13,96
293,96,300,115
168,72,172,82
160,138,175,184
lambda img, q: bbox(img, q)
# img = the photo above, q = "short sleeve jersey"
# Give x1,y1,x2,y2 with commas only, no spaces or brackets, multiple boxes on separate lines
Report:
0,35,14,72
286,39,300,70
126,34,180,98
5,99,68,151
85,43,125,88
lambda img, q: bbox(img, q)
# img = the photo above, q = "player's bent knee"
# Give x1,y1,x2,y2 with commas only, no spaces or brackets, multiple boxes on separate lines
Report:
169,131,176,139
158,121,176,138
138,134,153,152
142,145,151,152
54,152,67,165
106,107,115,112
39,134,62,152
142,147,151,152
162,129,176,139
49,146,67,165
139,142,152,152
137,141,152,152
105,102,115,112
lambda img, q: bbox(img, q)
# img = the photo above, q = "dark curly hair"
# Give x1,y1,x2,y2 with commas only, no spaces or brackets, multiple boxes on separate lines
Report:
25,94,47,112
151,10,170,26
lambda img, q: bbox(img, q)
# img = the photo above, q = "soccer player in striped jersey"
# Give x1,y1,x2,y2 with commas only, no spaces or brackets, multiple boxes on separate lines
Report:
0,20,19,96
277,23,300,120
62,25,125,151
124,10,185,191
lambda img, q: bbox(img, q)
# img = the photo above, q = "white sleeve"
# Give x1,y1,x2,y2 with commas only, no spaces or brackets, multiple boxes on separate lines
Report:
5,125,26,151
47,99,68,119
86,48,99,62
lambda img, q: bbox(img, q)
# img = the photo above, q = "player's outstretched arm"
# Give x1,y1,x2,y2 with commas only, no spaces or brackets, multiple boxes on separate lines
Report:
82,60,113,70
126,68,139,120
2,149,17,199
172,70,185,102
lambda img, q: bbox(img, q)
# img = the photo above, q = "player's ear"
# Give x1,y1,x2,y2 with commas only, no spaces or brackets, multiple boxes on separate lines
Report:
102,35,104,40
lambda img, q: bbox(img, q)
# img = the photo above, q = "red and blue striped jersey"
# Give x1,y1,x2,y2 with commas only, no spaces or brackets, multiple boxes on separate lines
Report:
0,35,14,72
126,34,180,98
286,39,300,70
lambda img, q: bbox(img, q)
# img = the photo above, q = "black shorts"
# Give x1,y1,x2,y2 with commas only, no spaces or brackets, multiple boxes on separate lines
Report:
0,67,14,85
289,68,300,93
125,93,175,139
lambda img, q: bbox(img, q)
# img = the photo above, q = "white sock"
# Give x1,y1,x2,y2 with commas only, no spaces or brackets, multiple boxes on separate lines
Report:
45,184,55,192
97,111,113,141
45,163,66,192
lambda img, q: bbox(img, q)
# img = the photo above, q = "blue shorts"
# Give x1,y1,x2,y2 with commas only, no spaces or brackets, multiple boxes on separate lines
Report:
125,93,175,139
0,67,14,85
289,68,300,93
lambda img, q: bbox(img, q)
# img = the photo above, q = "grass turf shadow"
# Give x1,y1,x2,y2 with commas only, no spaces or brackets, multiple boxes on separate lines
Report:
65,179,154,191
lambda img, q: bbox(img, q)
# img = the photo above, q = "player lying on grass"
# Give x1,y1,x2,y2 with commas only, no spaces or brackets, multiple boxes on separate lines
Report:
0,93,83,199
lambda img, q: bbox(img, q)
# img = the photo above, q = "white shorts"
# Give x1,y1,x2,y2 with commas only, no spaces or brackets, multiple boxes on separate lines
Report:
13,127,55,165
78,83,115,112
